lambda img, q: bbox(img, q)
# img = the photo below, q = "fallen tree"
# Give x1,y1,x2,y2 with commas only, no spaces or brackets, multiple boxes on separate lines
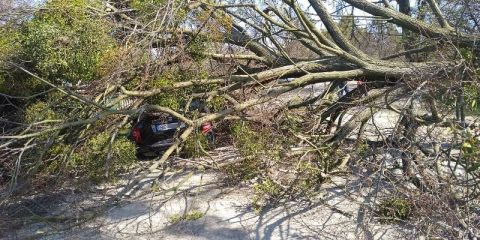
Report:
1,0,479,238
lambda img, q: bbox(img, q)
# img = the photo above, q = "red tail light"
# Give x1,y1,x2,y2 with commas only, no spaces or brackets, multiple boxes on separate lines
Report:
132,128,142,143
201,122,213,134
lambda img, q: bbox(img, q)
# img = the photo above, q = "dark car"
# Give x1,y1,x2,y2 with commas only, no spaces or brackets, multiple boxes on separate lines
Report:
130,102,214,159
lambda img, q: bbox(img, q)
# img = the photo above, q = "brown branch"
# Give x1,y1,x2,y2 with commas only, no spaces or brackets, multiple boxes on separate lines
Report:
0,109,137,140
307,0,371,60
343,0,479,48
205,53,269,63
122,58,357,98
425,0,453,30
326,106,377,144
120,78,226,97
10,63,109,111
269,69,367,95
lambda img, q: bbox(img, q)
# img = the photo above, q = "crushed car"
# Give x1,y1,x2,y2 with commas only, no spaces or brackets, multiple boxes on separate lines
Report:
129,101,214,159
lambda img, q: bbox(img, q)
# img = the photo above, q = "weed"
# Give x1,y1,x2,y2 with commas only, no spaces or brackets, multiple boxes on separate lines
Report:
377,197,412,222
168,210,204,224
182,132,211,158
70,132,137,182
252,178,283,212
223,121,278,182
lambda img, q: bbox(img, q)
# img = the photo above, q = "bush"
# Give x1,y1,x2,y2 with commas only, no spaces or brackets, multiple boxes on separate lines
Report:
70,132,137,182
168,210,204,224
461,132,480,173
464,84,480,114
0,24,40,96
130,0,187,19
182,132,211,158
222,121,274,181
252,178,283,212
377,197,412,222
146,69,208,111
24,101,58,124
0,24,20,68
21,0,115,84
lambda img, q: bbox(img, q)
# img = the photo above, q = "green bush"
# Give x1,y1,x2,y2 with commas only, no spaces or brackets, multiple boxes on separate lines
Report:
0,24,20,67
21,0,115,84
168,210,204,224
294,160,324,191
252,178,283,212
377,197,412,222
182,132,211,158
461,132,480,172
188,35,210,61
130,0,187,22
146,70,194,110
231,121,275,160
223,121,275,181
24,101,58,124
207,95,226,112
70,132,137,182
0,24,40,95
464,84,480,114
228,118,336,210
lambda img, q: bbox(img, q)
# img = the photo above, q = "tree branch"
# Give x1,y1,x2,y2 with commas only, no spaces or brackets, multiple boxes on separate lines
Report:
426,0,453,30
343,0,479,48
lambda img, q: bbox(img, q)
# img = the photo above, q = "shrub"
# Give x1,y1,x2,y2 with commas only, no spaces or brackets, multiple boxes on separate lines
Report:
377,197,412,222
252,178,283,212
226,119,330,210
461,132,480,173
182,132,211,158
70,132,137,182
24,101,58,124
21,0,115,84
223,121,274,181
0,24,20,68
168,210,204,224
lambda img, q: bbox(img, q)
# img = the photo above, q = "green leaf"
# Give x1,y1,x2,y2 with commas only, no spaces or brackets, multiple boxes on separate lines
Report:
467,162,480,172
462,142,472,149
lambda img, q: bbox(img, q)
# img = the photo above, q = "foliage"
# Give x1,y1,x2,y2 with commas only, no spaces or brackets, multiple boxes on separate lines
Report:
148,71,182,110
0,24,31,94
16,132,136,186
24,101,58,124
70,132,137,182
1,1,479,237
464,84,480,114
226,119,328,211
168,210,204,224
252,178,283,212
188,8,232,60
207,95,226,112
461,132,480,172
147,69,210,111
377,197,412,222
0,24,20,68
21,0,115,84
195,8,232,41
188,35,210,61
130,0,167,9
182,132,210,158
293,159,324,191
223,121,275,181
232,121,278,160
